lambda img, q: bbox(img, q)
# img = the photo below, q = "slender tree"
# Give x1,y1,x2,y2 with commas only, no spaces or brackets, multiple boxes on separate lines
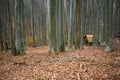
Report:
101,0,106,46
0,17,3,51
68,0,74,51
56,0,59,49
74,0,80,49
37,15,41,47
105,0,111,52
31,0,35,47
92,0,98,48
2,0,7,52
80,0,86,49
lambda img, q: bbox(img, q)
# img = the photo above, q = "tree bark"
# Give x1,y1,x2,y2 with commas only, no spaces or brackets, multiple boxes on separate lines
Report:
31,0,35,47
47,0,57,53
6,0,15,55
80,0,86,49
14,0,25,55
57,0,65,52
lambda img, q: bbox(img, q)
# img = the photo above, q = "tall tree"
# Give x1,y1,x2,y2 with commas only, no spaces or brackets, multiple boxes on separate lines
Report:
64,0,75,51
56,0,65,52
31,0,35,47
0,17,3,51
36,15,41,47
2,0,7,52
74,0,80,49
47,0,57,53
41,1,47,45
92,0,98,48
68,0,73,51
101,0,106,45
56,0,59,48
14,0,25,55
6,0,15,55
105,0,111,52
80,0,86,49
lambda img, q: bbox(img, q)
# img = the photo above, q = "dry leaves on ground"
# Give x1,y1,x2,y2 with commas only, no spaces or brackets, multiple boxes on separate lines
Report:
0,45,120,80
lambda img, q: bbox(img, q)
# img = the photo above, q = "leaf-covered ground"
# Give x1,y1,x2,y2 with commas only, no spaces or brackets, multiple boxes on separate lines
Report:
0,42,120,80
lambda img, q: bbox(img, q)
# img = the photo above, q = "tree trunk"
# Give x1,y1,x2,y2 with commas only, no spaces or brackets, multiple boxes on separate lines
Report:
74,0,80,49
92,0,98,48
0,18,3,51
68,0,73,51
2,0,7,52
105,0,111,52
57,0,65,52
80,0,86,49
37,15,41,47
6,0,15,55
14,0,25,55
56,0,59,49
31,0,35,47
47,0,57,53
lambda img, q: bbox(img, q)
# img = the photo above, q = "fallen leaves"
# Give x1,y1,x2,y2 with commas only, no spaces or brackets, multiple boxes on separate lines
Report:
0,45,120,80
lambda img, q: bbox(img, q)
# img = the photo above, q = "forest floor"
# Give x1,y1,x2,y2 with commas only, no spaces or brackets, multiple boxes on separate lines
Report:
0,41,120,80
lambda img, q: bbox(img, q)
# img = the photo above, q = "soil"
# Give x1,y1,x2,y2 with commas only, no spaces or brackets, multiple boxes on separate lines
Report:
0,43,120,80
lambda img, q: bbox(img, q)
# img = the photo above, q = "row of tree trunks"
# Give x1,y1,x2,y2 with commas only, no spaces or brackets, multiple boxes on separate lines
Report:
0,0,120,55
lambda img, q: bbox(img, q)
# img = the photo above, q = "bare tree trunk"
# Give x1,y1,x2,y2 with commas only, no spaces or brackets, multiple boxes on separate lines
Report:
14,0,25,55
80,0,86,49
105,0,111,52
56,0,65,52
2,0,7,52
47,0,57,53
6,0,15,55
92,0,98,48
31,0,35,47
0,18,3,51
74,0,80,49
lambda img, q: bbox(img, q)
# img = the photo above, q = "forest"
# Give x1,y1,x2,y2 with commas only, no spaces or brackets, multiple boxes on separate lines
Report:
0,0,120,80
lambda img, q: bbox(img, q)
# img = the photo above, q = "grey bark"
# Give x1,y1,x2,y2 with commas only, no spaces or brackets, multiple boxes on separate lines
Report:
14,0,25,55
47,0,57,53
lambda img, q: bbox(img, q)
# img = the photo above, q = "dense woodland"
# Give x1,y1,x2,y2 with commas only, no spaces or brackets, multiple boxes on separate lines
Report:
0,0,120,80
0,0,120,55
